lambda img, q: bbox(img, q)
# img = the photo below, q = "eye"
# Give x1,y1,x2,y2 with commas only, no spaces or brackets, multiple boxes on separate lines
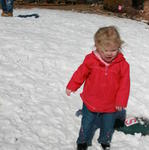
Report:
112,49,117,52
111,48,120,52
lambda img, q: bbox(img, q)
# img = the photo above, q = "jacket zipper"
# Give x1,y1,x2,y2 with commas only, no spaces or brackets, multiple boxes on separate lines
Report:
105,65,108,76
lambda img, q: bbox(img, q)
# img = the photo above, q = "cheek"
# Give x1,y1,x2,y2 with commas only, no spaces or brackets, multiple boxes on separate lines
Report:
101,52,106,57
113,51,118,56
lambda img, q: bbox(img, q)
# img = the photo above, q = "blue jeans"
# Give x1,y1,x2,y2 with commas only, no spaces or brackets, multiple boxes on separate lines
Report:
1,0,14,13
88,108,126,145
77,104,117,145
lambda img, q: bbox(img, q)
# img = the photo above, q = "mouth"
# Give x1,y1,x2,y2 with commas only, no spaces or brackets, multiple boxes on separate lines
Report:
104,57,113,62
105,57,113,60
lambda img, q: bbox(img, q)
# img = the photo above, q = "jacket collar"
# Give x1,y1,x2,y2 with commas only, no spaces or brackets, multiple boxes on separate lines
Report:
92,51,125,66
93,50,110,66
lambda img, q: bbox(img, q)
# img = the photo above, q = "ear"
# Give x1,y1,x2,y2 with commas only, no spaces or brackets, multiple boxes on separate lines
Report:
95,43,97,48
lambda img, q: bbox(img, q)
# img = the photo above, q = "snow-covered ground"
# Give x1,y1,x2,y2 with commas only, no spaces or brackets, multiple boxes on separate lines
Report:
0,8,149,150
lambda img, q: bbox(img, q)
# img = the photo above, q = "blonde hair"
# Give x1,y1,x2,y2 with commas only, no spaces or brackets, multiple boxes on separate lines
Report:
94,26,123,49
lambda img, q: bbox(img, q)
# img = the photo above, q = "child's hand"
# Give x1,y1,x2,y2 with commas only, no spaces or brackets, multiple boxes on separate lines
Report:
66,88,72,96
116,106,123,111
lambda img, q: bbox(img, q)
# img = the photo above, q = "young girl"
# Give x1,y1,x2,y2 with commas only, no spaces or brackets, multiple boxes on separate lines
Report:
66,26,130,150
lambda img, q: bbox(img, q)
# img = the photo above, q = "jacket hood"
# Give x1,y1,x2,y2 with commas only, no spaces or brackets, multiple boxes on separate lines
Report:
112,52,125,63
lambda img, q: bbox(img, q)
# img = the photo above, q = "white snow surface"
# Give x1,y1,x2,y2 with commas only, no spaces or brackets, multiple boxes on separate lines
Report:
0,8,149,150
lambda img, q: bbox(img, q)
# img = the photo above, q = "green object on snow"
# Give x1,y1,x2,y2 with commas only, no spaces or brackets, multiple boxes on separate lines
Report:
114,117,149,136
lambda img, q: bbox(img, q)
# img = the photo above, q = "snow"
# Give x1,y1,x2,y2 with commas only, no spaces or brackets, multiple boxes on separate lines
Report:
0,8,149,150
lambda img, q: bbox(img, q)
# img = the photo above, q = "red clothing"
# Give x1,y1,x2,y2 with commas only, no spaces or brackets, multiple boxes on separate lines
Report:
66,51,130,113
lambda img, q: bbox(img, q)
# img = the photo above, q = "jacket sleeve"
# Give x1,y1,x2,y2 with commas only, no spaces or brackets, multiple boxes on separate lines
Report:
115,61,130,108
66,55,91,91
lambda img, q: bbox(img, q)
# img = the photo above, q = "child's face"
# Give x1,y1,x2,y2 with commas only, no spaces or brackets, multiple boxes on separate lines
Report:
96,43,120,63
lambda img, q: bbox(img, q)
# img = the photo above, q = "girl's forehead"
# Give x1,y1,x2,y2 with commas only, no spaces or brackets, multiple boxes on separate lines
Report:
106,44,118,48
103,42,120,49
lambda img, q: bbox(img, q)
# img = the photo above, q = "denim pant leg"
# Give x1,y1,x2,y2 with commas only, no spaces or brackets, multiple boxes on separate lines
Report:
87,110,126,145
1,0,7,12
6,0,13,13
114,109,126,128
87,123,98,146
98,113,116,144
87,114,101,146
77,104,97,145
115,109,126,121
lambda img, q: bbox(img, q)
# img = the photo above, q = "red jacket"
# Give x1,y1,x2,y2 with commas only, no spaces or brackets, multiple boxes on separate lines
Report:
67,51,130,113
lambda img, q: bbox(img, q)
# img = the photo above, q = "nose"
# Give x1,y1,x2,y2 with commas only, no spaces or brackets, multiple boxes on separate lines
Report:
106,51,112,57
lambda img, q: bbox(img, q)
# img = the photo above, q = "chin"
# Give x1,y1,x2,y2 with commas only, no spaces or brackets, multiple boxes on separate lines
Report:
105,59,113,63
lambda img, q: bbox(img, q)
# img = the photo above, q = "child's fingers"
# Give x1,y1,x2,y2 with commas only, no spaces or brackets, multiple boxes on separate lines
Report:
116,106,123,111
66,89,72,96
